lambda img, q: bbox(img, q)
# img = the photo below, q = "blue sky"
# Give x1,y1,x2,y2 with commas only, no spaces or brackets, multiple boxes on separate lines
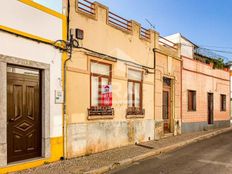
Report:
34,0,62,13
36,0,232,60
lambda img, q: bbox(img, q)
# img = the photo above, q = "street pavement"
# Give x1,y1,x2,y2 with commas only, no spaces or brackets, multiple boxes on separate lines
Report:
109,130,232,174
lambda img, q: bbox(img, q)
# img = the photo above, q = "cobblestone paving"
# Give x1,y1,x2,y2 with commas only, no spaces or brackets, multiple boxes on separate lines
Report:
12,129,220,174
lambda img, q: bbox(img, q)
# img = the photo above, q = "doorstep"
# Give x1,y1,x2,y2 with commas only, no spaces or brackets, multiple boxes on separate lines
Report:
162,132,174,139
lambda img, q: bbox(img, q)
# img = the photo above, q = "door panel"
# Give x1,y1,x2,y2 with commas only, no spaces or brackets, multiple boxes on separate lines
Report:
163,90,171,133
13,85,24,121
26,86,35,120
208,93,214,124
7,68,41,163
163,91,168,119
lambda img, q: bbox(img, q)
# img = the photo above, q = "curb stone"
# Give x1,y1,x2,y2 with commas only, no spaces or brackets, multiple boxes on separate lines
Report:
84,127,232,174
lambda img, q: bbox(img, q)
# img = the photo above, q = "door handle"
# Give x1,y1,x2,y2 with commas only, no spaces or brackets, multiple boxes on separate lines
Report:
9,118,15,122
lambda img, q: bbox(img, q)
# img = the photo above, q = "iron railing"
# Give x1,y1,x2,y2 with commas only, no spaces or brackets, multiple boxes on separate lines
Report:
108,11,132,32
77,0,152,40
77,0,95,15
159,36,177,50
126,107,145,115
140,27,150,40
88,107,114,116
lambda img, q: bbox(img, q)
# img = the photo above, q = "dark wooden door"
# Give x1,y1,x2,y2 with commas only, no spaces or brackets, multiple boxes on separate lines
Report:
163,89,171,133
208,93,214,124
7,68,41,163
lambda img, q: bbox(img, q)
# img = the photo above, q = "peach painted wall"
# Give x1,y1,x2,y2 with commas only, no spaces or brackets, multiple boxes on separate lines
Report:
154,39,181,137
182,56,230,123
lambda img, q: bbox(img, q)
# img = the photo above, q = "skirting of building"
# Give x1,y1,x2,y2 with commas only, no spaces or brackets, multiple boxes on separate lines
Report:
67,119,154,158
182,120,231,133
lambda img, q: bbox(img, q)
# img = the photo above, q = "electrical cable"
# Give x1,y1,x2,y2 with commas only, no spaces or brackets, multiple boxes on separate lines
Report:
78,47,155,70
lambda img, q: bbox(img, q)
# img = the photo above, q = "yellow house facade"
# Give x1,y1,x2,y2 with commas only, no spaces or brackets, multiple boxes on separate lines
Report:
66,0,155,158
65,0,182,158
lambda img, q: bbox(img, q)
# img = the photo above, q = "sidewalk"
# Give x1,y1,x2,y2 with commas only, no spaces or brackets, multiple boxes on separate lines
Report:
13,127,232,174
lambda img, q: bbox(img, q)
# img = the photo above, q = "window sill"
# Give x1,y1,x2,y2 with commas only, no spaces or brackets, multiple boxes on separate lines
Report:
187,110,197,112
87,115,114,120
126,107,145,116
88,107,114,116
126,115,145,119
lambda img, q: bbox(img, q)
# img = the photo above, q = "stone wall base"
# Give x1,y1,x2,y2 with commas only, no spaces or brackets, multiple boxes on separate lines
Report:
154,121,164,140
67,119,154,158
182,120,230,133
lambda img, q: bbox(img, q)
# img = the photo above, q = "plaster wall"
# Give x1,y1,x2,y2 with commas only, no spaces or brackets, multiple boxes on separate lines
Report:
182,57,230,124
0,0,62,41
69,0,155,68
66,0,156,158
0,31,63,138
154,51,181,138
165,33,193,58
0,0,64,171
66,51,155,157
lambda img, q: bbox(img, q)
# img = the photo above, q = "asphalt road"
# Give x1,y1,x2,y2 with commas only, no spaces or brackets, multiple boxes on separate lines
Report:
108,130,232,174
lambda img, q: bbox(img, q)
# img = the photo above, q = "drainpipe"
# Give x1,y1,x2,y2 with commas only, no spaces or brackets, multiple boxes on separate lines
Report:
180,57,183,125
179,43,183,133
63,33,73,159
63,52,72,160
152,31,160,139
63,0,71,160
152,48,156,138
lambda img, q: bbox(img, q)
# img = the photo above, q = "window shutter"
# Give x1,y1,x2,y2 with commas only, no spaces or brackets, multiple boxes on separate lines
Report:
193,91,196,111
188,91,192,111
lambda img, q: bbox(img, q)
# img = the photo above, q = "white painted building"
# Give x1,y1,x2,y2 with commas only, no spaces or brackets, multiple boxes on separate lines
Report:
0,0,65,172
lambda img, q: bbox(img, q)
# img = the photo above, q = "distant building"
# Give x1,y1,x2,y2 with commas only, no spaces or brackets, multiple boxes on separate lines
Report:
167,33,230,133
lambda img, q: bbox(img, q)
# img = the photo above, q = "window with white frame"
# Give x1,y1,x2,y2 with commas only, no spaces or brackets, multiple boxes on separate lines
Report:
127,69,144,115
90,61,111,107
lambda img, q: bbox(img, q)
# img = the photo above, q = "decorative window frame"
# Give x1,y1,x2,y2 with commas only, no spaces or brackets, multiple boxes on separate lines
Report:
0,54,50,166
88,60,114,118
187,90,197,112
220,94,226,111
126,68,144,118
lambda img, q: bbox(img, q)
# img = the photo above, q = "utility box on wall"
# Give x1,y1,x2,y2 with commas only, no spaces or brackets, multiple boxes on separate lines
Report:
55,90,64,104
